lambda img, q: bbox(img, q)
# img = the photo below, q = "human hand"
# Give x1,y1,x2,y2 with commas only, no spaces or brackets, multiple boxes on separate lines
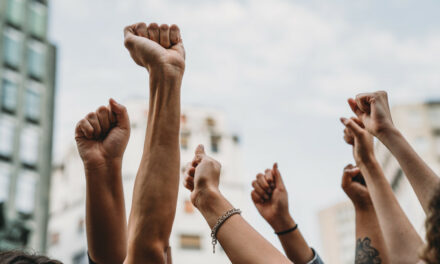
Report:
251,164,292,232
183,145,222,208
75,99,130,170
341,164,372,210
348,91,394,138
124,22,185,77
341,117,375,166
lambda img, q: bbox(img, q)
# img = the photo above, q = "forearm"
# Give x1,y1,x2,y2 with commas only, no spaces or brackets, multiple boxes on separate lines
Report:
127,70,182,255
354,205,390,264
85,162,127,264
359,159,423,263
198,191,291,264
378,127,440,213
269,214,314,264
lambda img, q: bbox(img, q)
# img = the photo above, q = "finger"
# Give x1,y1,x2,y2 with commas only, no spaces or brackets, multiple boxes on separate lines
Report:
86,112,101,138
344,164,355,170
252,180,269,200
251,191,264,204
343,128,354,145
135,22,148,38
350,117,365,128
96,106,111,135
257,173,271,193
272,163,285,189
264,168,275,188
109,98,130,130
340,117,364,137
75,119,93,140
348,98,363,117
184,176,194,191
355,93,373,114
123,24,137,49
159,24,171,48
147,23,160,43
169,24,181,45
193,144,205,166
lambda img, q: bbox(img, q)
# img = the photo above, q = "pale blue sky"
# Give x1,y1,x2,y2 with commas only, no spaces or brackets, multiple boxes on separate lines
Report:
49,0,440,252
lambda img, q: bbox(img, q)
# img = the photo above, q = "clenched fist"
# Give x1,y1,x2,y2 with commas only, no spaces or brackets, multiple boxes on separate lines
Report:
124,22,185,76
341,164,372,210
348,91,394,138
75,99,130,169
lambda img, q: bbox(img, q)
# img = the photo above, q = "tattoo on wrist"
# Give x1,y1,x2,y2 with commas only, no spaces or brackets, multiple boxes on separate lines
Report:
355,237,381,264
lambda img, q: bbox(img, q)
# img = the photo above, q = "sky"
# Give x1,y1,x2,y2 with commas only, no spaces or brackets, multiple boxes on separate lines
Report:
49,0,440,253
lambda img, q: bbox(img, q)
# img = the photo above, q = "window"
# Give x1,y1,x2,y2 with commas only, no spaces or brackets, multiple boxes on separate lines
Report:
27,42,46,79
15,170,37,214
24,86,42,122
210,134,221,153
6,0,25,26
2,78,18,113
180,234,201,250
0,163,12,202
184,199,194,214
0,116,16,158
20,125,39,167
28,2,47,38
3,28,23,68
206,117,216,128
180,131,190,150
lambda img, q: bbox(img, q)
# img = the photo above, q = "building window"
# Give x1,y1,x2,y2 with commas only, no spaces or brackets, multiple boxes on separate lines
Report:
6,0,25,26
28,2,47,39
27,42,46,80
0,116,16,159
210,134,221,153
20,125,39,167
15,170,37,214
180,131,190,150
24,86,42,122
0,163,12,202
184,199,194,214
206,117,216,128
3,28,23,68
180,234,201,250
2,78,18,113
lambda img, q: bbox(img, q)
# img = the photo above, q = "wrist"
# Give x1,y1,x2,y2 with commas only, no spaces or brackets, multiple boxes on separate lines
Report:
376,124,399,142
269,213,295,233
193,187,223,211
148,64,184,80
84,157,123,175
357,155,378,170
353,200,374,212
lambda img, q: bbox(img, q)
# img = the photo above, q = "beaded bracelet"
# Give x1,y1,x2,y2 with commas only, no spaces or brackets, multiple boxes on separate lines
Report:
211,208,242,253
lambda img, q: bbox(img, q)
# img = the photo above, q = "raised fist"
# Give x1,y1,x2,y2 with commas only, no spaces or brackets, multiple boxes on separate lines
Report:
341,117,375,166
251,163,290,230
341,164,372,210
183,145,222,208
75,99,130,169
348,91,394,138
124,22,185,76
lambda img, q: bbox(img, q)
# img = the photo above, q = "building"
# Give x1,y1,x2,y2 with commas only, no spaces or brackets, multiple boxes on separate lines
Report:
319,101,440,264
0,0,56,252
47,100,246,264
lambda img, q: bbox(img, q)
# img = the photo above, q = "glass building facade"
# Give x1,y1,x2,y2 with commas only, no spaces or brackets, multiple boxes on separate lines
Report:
0,0,56,252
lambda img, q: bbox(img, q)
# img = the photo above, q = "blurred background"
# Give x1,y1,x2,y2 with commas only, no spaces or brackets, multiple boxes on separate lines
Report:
0,0,439,263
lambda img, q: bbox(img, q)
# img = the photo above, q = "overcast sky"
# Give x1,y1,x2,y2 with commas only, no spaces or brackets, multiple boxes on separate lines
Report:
48,0,440,253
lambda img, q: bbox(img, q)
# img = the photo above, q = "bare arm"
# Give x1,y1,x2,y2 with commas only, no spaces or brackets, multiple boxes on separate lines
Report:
348,91,440,213
341,164,390,264
250,164,315,263
75,100,130,264
342,117,423,264
123,22,185,264
183,146,292,264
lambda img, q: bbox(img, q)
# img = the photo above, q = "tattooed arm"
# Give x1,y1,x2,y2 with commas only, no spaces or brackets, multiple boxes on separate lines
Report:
341,164,389,264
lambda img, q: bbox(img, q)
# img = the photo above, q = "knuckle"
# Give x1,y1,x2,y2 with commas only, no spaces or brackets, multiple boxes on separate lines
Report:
160,24,169,30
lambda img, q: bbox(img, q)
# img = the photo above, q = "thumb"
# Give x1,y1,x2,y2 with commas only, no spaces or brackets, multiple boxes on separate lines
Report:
195,144,205,156
272,163,285,189
109,98,130,130
340,117,364,137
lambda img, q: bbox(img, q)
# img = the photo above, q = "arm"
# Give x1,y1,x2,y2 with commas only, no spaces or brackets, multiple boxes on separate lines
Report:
250,164,316,264
341,117,423,264
348,91,440,213
75,99,130,264
183,145,292,264
122,22,185,264
341,164,389,264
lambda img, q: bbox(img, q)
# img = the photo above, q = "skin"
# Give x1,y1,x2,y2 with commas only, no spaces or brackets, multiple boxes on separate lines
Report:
341,116,423,264
250,164,315,264
123,22,185,264
183,145,292,264
348,91,440,213
75,99,130,264
341,164,390,264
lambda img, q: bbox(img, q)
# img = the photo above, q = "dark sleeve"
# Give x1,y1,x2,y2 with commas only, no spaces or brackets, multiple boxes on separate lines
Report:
88,253,97,264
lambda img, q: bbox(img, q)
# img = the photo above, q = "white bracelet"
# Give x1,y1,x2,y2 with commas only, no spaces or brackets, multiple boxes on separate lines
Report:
211,208,242,253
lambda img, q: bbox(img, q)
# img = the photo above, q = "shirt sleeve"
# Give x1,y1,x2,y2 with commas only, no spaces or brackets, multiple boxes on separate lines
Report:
306,248,324,264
